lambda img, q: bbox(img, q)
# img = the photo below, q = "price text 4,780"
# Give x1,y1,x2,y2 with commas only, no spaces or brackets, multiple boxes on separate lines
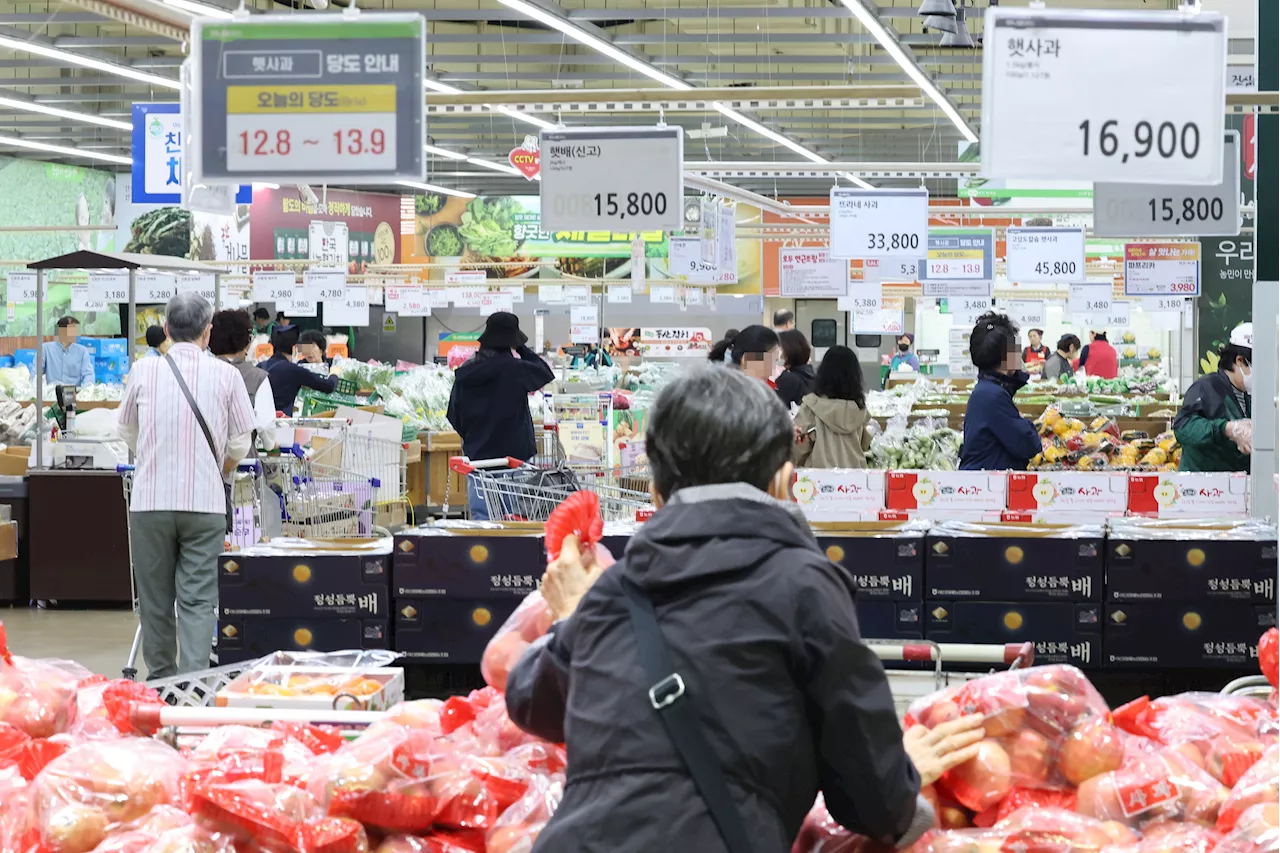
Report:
1079,119,1200,163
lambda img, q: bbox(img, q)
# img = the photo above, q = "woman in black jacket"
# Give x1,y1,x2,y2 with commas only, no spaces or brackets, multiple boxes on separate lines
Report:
446,312,555,520
506,367,982,853
775,329,815,409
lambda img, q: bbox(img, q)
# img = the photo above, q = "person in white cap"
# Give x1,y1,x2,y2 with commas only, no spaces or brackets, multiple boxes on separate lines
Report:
1173,322,1253,472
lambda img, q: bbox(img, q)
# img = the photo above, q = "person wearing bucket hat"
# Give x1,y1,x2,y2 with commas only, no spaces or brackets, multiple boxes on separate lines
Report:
1174,322,1254,472
447,312,555,519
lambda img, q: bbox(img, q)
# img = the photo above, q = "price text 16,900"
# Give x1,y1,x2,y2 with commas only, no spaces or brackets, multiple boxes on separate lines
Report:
1079,120,1200,163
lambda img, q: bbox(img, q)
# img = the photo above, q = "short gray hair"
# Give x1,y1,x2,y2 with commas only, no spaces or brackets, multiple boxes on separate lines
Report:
165,291,213,343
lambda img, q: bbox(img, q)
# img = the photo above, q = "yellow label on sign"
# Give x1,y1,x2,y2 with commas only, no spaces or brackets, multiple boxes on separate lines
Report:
227,85,396,114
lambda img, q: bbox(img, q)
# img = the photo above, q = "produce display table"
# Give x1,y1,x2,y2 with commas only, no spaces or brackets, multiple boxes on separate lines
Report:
27,468,132,603
422,431,467,513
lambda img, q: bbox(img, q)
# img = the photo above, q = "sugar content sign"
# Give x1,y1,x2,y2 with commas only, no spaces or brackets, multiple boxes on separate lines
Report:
540,127,683,233
981,7,1226,184
189,14,425,184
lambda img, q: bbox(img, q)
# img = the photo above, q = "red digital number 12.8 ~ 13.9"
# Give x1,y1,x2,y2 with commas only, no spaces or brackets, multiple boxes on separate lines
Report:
226,115,396,173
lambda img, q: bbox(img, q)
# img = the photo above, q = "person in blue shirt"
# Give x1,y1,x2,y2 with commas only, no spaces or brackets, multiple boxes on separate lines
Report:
889,333,920,371
260,326,337,415
42,316,94,386
144,325,170,358
959,312,1042,471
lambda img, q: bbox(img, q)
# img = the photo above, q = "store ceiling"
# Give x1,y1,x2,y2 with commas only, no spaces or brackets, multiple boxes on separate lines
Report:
0,0,1249,198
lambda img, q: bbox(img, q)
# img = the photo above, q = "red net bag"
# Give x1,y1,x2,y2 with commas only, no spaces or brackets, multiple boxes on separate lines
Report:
308,725,438,834
0,623,92,739
1218,802,1280,853
484,773,562,853
1217,743,1280,833
190,778,366,853
789,796,897,853
1074,746,1229,829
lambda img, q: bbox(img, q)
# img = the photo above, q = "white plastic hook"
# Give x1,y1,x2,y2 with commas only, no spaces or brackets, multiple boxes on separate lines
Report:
657,106,667,129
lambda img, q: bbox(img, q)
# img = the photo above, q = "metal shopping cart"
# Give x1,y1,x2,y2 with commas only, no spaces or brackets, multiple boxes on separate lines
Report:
867,640,1036,716
448,455,652,523
260,446,383,539
309,428,412,528
118,461,265,680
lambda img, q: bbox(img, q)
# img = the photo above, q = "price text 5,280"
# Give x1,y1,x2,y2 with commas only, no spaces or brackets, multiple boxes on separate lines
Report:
1078,120,1200,163
593,192,668,221
1147,197,1224,226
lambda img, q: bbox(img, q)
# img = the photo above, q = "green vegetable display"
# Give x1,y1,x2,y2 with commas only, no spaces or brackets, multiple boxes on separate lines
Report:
414,193,447,215
869,421,963,471
458,197,523,257
124,207,192,257
425,224,463,258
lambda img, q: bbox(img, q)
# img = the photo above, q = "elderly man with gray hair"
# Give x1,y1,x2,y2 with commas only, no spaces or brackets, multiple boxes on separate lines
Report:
118,292,256,678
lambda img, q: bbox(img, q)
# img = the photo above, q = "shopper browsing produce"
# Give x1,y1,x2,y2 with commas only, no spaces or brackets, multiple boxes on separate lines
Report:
792,345,872,469
144,325,169,358
775,329,815,409
505,366,955,853
260,326,338,415
890,333,919,371
959,312,1042,471
1082,330,1118,379
117,292,255,679
707,323,780,383
1042,334,1080,381
209,309,278,452
447,311,555,521
41,316,93,386
1174,322,1253,472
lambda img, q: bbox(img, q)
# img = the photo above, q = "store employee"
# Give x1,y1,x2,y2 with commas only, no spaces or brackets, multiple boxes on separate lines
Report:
41,316,94,386
1173,323,1253,472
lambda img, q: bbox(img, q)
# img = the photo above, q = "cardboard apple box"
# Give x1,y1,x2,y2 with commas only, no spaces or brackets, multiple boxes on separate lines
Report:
885,471,1007,512
792,468,886,522
1128,472,1249,518
1007,471,1129,513
880,509,1005,523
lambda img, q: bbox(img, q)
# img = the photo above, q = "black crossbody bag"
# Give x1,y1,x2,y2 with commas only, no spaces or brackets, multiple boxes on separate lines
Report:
164,353,234,532
618,574,755,853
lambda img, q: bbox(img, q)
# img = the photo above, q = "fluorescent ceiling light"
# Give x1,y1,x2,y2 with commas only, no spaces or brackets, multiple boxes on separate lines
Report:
838,172,875,190
467,157,521,175
496,0,692,90
425,144,468,161
837,0,977,143
423,78,461,95
396,181,477,199
424,78,556,131
164,0,235,19
0,34,180,91
0,95,130,131
714,104,824,164
0,134,130,164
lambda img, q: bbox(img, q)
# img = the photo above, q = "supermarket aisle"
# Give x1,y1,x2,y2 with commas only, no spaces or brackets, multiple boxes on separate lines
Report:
0,608,141,678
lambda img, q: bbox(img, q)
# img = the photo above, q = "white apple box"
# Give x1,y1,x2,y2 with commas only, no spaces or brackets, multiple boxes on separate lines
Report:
791,468,887,522
1007,471,1129,514
1128,472,1249,518
885,471,1007,511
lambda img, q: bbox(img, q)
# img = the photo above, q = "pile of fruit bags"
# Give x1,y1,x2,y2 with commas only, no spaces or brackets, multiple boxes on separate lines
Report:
1031,407,1181,471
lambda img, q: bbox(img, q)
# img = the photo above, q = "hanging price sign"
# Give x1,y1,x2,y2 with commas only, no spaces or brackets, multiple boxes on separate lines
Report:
607,283,631,304
176,273,217,303
1005,227,1087,283
778,247,847,297
283,285,318,318
950,296,994,325
71,285,107,313
981,6,1226,184
252,271,295,303
1003,299,1046,329
1123,242,1200,296
919,229,994,289
1094,132,1240,238
570,304,599,344
325,285,369,326
386,284,429,316
829,187,928,260
851,295,904,336
1069,284,1114,316
838,279,882,313
537,284,564,304
135,272,176,303
306,270,348,302
1087,301,1131,330
1141,295,1189,314
862,258,918,284
649,285,676,304
668,237,736,284
562,285,591,305
7,272,38,303
88,271,129,304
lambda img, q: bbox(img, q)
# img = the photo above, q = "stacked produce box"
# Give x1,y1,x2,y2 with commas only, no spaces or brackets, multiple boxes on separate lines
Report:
81,338,128,384
215,543,391,665
815,522,927,644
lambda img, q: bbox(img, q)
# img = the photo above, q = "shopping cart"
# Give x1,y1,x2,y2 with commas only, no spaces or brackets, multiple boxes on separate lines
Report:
260,446,381,539
867,640,1035,716
1220,674,1274,700
118,461,264,680
448,456,651,523
309,428,412,527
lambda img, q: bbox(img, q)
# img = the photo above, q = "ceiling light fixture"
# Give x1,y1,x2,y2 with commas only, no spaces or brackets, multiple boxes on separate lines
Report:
396,180,477,199
425,144,468,160
495,0,692,90
163,0,235,19
424,77,557,131
0,33,180,90
466,156,522,175
0,95,131,131
923,15,958,33
917,0,956,17
940,2,975,48
838,0,978,143
0,134,130,164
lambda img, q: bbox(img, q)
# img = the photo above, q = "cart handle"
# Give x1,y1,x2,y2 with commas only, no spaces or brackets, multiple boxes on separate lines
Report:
869,641,1035,667
129,702,387,733
119,461,260,475
449,456,523,475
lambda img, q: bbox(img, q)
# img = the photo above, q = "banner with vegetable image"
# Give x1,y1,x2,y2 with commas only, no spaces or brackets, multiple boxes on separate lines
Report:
249,186,400,274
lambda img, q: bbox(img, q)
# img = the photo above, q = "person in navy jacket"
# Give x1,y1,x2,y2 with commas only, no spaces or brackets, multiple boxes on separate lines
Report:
959,312,1042,471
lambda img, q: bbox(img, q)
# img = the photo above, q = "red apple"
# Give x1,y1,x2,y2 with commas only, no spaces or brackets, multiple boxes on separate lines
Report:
1057,721,1124,785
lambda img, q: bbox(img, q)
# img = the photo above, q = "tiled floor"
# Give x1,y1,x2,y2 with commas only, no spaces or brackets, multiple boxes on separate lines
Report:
0,606,143,679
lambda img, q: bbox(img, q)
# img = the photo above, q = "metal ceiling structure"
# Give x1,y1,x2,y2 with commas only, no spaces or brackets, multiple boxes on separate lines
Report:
0,0,1256,197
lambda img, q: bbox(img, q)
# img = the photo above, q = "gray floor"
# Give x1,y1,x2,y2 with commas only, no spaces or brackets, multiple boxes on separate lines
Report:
0,607,143,679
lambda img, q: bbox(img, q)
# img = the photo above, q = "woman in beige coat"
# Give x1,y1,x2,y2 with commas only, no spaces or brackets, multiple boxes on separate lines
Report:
793,345,873,468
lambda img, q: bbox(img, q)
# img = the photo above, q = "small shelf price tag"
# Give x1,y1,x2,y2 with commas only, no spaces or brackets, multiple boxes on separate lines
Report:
1005,227,1086,283
136,273,177,304
88,271,129,304
829,188,928,260
253,271,295,303
176,273,217,303
981,6,1226,184
1123,243,1200,297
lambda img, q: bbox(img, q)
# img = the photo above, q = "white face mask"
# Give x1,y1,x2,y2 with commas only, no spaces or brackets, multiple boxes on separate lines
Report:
1242,366,1253,394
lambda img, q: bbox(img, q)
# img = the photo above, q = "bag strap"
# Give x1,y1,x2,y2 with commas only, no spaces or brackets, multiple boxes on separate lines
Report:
164,353,220,470
618,575,755,853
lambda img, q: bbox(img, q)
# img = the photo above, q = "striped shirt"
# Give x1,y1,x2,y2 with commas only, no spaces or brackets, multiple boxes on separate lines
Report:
118,343,255,513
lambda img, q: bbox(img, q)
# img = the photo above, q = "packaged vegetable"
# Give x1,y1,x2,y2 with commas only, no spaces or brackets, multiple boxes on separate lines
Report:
189,778,368,853
1218,802,1280,853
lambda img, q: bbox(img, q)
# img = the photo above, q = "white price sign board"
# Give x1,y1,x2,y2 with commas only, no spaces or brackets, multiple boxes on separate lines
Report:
851,295,904,336
667,237,735,284
778,248,847,297
649,285,676,304
427,289,450,309
981,6,1226,184
385,285,429,316
539,126,683,232
922,281,991,298
1123,243,1200,296
950,297,993,325
136,272,176,303
1069,285,1114,316
537,284,564,304
829,188,928,260
862,258,918,284
326,286,369,326
607,283,631,304
71,286,106,313
176,273,217,303
1005,227,1087,283
282,285,318,318
1087,301,1131,330
446,271,487,287
563,285,591,305
306,270,348,304
88,271,129,304
6,272,37,303
570,304,599,344
478,292,514,316
838,279,881,313
1093,132,1241,238
253,271,295,303
1003,299,1046,329
1141,296,1189,314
